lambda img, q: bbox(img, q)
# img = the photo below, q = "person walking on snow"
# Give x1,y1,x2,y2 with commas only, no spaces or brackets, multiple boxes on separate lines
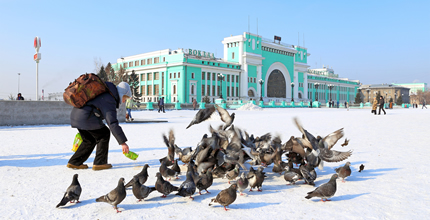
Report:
67,82,133,170
378,96,386,115
126,98,135,121
193,99,197,110
158,97,165,113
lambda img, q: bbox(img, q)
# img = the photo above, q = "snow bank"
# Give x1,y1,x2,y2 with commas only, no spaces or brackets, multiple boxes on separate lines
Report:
236,103,263,111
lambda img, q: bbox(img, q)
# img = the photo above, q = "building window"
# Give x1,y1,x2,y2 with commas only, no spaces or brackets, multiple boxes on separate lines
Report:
154,57,159,64
141,85,146,96
154,72,159,80
202,72,205,80
191,72,195,79
173,85,176,94
254,78,256,83
207,72,210,80
227,75,230,82
147,73,152,81
124,63,128,68
236,87,238,97
147,58,152,65
141,73,146,81
154,85,159,95
178,72,180,78
232,76,234,83
191,85,194,95
162,73,164,95
170,73,172,79
232,52,235,59
212,85,215,96
135,61,139,66
212,73,216,81
236,76,239,82
227,86,230,96
148,85,153,95
202,85,205,95
141,60,145,65
207,85,210,96
163,57,165,62
129,62,133,67
174,72,176,78
217,86,220,95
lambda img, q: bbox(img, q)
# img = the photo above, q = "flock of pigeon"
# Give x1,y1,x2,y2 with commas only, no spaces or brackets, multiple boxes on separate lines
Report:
56,104,364,212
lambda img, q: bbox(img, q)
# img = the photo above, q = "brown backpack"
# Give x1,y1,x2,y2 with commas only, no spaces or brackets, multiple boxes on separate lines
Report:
63,73,113,108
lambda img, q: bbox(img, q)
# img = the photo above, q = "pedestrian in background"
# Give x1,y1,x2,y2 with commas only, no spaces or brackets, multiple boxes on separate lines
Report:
158,97,165,113
126,98,135,121
378,96,386,115
423,99,427,109
193,99,197,110
16,93,24,100
371,97,378,115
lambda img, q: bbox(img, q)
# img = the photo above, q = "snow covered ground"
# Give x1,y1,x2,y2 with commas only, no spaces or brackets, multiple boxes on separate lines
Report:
0,107,428,219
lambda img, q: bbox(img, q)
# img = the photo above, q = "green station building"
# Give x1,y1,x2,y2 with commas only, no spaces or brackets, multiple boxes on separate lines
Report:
113,32,360,106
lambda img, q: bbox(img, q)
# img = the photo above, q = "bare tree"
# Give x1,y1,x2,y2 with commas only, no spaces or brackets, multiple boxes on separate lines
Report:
8,94,15,100
93,57,103,74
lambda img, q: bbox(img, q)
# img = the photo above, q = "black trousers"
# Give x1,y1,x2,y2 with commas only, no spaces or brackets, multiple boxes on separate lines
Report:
378,106,386,115
158,105,165,113
68,126,110,165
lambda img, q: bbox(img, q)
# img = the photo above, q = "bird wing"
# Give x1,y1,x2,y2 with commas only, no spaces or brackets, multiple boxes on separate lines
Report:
215,104,231,123
319,148,352,163
322,128,344,150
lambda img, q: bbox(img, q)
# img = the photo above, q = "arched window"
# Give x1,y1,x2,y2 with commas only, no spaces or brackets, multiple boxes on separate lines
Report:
173,85,176,94
191,85,194,95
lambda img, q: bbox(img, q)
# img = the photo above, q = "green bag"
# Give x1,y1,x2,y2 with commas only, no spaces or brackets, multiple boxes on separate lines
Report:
72,133,82,152
123,151,139,160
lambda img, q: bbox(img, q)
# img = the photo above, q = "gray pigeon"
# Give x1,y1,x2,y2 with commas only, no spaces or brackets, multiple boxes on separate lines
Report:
96,178,126,213
186,106,216,129
155,172,179,198
56,174,82,208
131,176,156,202
335,161,351,182
171,159,181,177
160,160,177,181
305,174,338,202
176,170,197,200
196,169,214,195
215,104,235,130
247,166,266,192
237,172,249,196
299,164,317,186
225,164,240,184
125,164,150,188
284,167,301,185
209,183,238,211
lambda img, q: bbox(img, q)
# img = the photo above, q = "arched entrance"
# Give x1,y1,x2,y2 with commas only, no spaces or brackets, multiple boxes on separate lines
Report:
248,89,255,97
267,69,286,98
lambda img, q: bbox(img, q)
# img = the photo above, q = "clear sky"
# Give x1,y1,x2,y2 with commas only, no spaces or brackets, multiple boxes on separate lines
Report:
1,0,429,100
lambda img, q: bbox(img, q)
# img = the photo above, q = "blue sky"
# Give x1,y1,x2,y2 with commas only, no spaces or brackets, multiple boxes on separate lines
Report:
1,0,429,100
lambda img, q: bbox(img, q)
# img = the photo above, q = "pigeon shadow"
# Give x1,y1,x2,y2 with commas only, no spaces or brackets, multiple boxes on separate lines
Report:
346,168,400,182
120,201,171,210
330,193,370,201
57,198,96,209
239,202,281,209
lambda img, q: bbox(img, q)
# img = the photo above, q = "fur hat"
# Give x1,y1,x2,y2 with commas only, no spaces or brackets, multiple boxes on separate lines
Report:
117,82,132,103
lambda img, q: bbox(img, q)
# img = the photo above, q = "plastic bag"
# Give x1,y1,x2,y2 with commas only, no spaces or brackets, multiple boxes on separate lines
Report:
123,151,139,160
72,133,82,152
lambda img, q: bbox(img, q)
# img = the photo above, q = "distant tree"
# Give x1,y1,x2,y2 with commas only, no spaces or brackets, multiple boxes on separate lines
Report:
128,70,141,102
97,65,108,82
112,65,126,85
202,95,211,104
376,91,381,101
389,97,394,103
354,92,362,103
93,57,103,74
8,94,14,100
396,94,403,105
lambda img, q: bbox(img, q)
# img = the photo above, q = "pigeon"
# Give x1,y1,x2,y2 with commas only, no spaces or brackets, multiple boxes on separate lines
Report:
171,159,181,176
96,178,126,213
209,183,238,211
175,145,199,165
215,104,235,130
186,106,216,129
162,129,176,165
237,172,249,196
131,176,156,202
225,164,240,184
155,172,179,198
341,138,349,147
56,174,82,208
196,168,214,194
125,164,150,188
284,167,301,185
176,170,197,200
305,174,338,202
300,164,317,186
272,160,286,174
335,161,352,182
248,166,266,191
160,160,177,181
359,164,365,172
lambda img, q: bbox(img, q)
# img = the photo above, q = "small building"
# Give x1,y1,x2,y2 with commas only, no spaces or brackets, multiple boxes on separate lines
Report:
359,84,410,104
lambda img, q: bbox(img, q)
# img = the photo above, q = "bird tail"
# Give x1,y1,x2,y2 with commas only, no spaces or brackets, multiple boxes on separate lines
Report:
186,122,193,129
56,196,69,208
95,195,107,203
305,195,312,199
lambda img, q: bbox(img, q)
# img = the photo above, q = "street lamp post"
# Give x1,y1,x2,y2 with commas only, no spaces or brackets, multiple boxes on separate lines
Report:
291,82,295,102
328,84,334,101
259,79,264,101
314,83,320,101
218,73,224,99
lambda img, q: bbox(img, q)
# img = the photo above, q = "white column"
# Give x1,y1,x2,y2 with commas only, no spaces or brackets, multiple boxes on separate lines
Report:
304,72,308,100
241,63,248,98
294,71,298,100
257,65,262,98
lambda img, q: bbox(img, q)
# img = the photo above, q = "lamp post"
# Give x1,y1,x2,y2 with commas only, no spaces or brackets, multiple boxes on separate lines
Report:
218,73,224,99
291,82,295,102
314,83,320,101
328,84,334,101
259,79,264,101
18,73,21,94
366,88,370,102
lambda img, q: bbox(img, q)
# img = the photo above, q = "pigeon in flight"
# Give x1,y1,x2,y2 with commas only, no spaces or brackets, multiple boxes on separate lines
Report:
96,178,126,213
215,104,235,130
56,174,82,208
209,183,238,211
341,138,349,147
305,174,338,202
186,106,216,129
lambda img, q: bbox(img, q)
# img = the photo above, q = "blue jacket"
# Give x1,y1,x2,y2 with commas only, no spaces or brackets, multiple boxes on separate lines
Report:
70,82,127,144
